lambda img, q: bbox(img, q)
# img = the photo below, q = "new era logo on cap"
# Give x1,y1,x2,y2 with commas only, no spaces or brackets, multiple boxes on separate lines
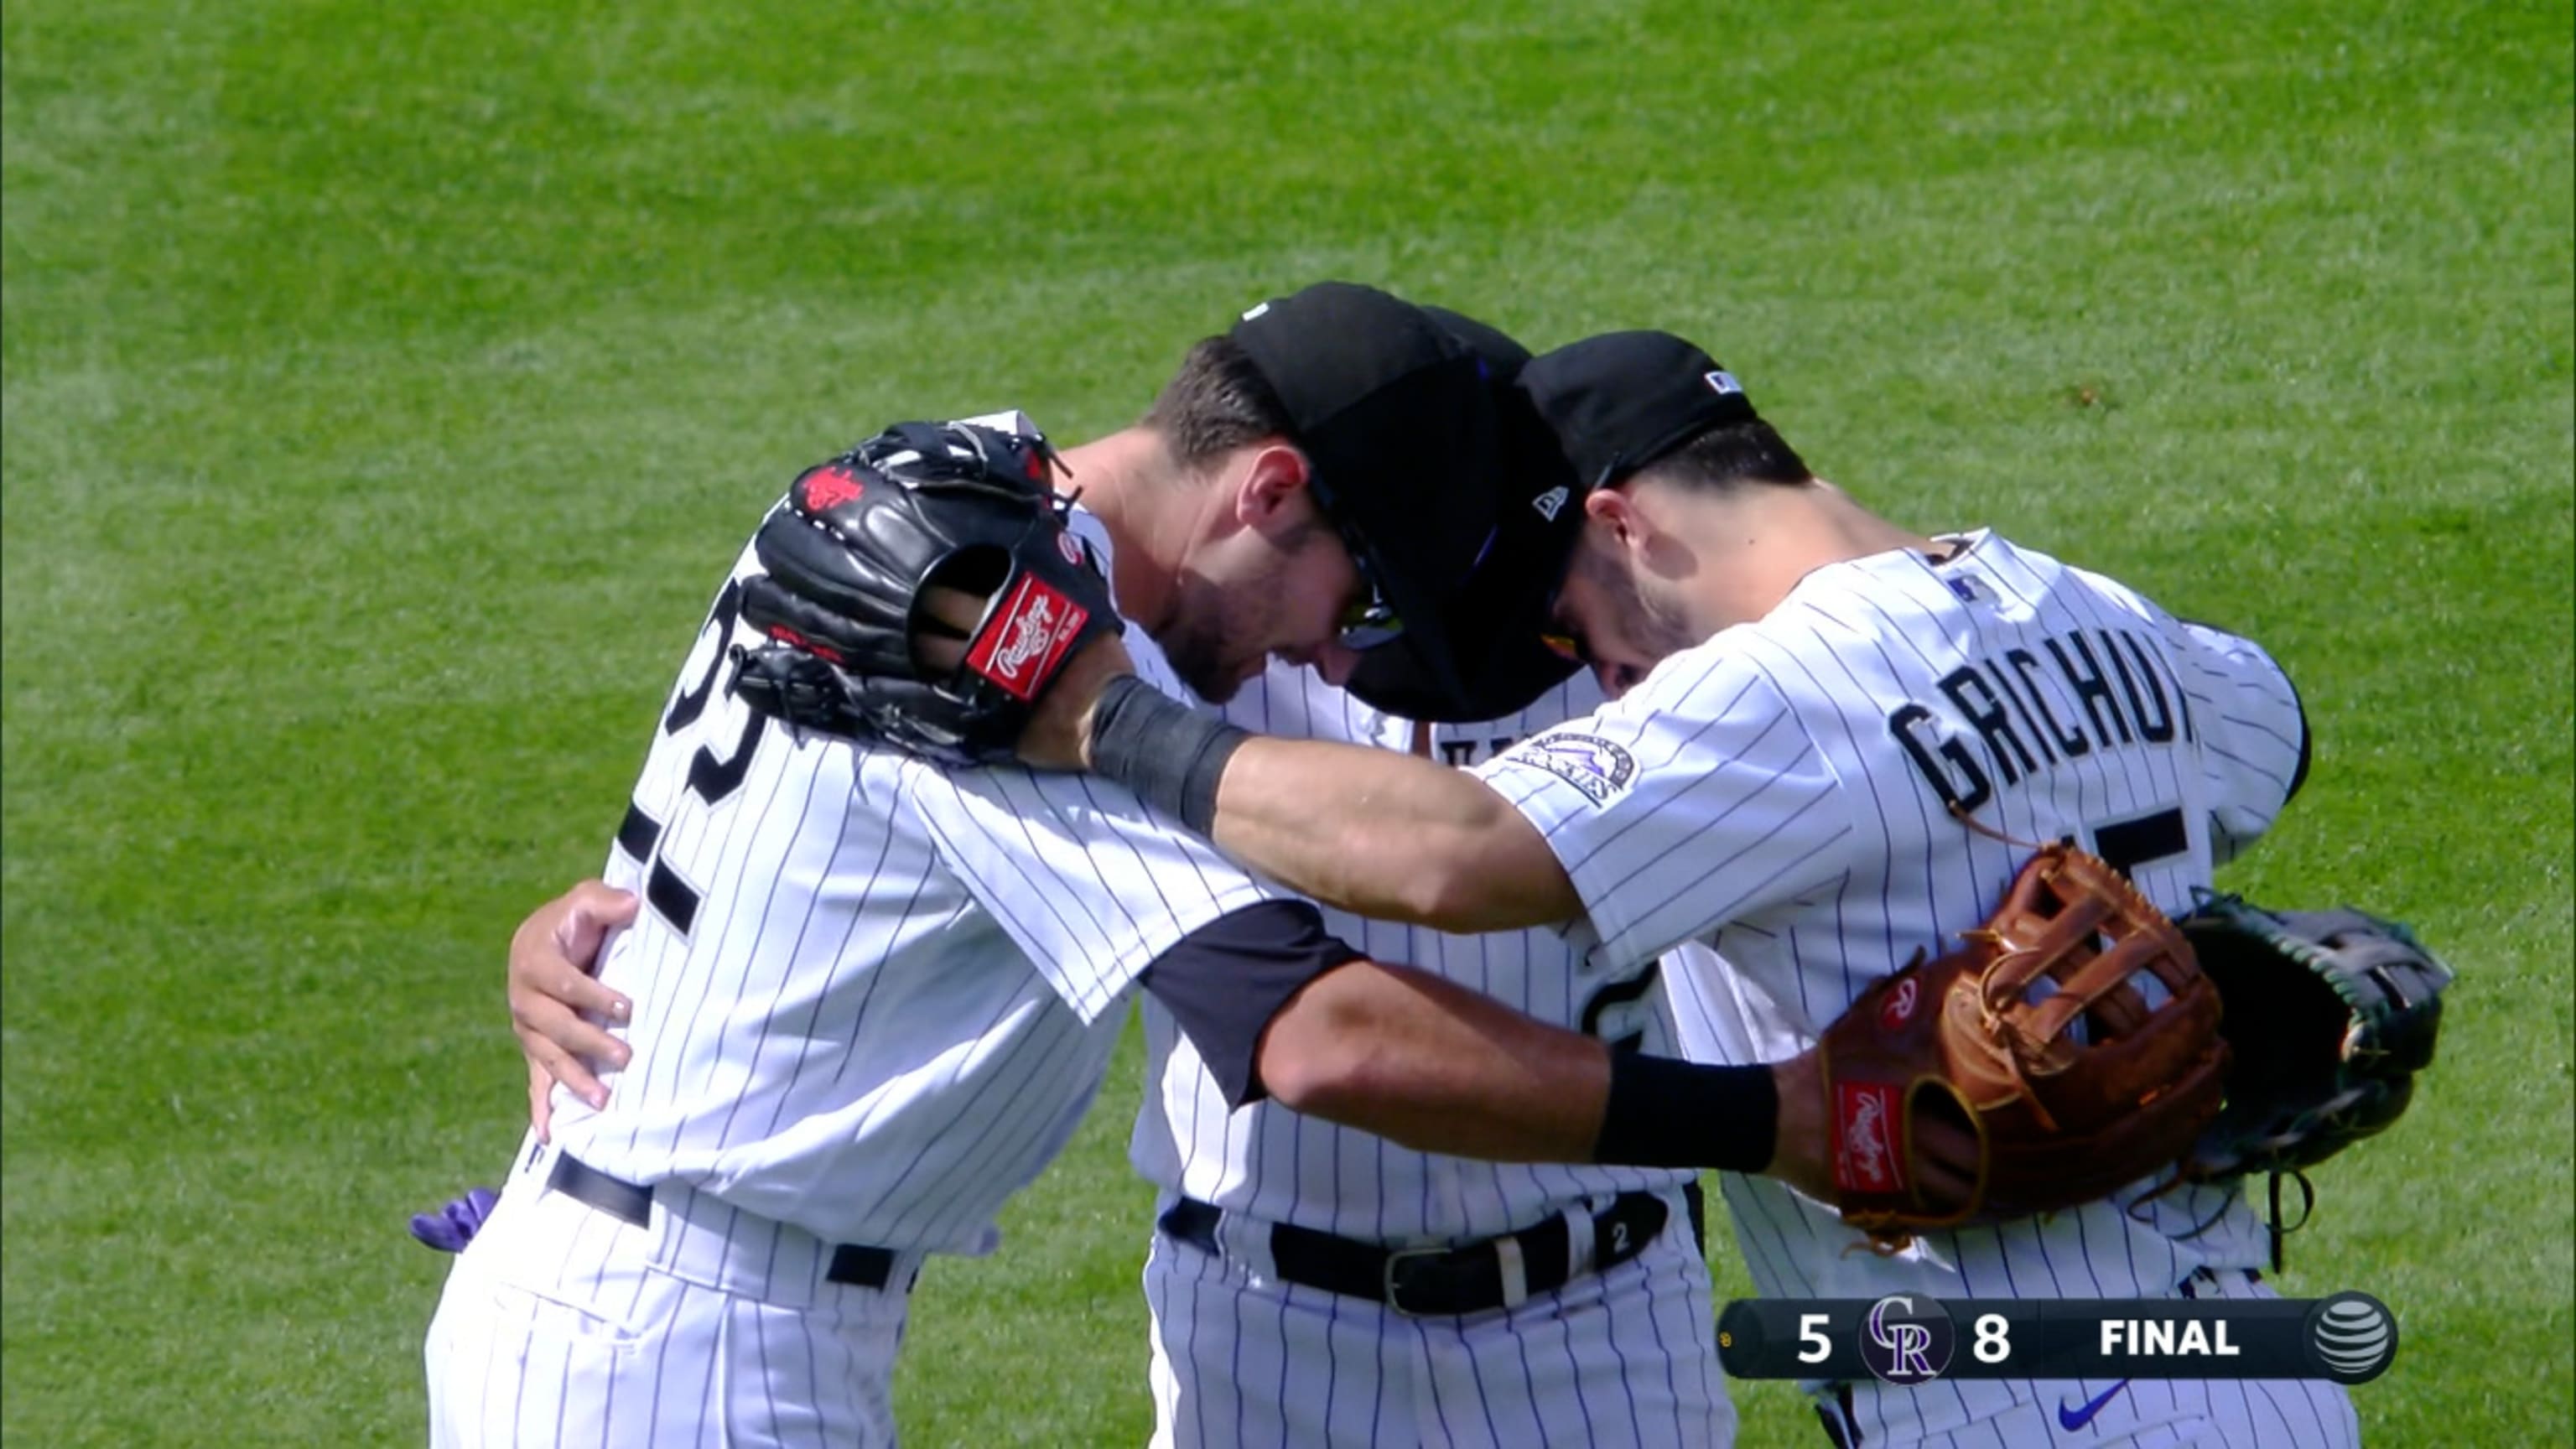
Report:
1705,369,1743,396
1531,485,1570,521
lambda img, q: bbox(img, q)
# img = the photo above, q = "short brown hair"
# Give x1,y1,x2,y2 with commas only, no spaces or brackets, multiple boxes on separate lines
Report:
1642,420,1813,491
1141,335,1297,470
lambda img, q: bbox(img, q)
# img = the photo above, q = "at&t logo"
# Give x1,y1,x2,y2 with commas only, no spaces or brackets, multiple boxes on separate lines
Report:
2303,1291,2397,1384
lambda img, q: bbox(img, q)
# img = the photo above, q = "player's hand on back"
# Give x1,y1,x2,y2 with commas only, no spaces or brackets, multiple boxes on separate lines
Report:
508,880,636,1138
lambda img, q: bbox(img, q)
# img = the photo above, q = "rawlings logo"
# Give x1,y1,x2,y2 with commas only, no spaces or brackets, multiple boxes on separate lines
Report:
1880,976,1921,1031
1057,530,1085,565
800,467,865,512
991,595,1058,673
1836,1083,1904,1193
965,575,1089,701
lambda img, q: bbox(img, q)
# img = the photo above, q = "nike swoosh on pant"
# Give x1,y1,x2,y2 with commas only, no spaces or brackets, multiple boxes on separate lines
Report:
2058,1379,2131,1431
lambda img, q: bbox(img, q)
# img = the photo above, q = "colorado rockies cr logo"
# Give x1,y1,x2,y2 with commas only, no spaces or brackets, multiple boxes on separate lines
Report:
1860,1294,1956,1385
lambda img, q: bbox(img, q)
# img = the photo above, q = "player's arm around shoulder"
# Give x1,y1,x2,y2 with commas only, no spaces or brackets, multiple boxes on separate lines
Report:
1138,896,1893,1193
964,621,1580,934
1207,729,1579,933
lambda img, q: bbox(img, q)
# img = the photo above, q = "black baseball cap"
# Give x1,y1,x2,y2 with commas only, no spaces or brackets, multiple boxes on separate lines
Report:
1344,309,1588,721
1229,282,1512,701
1519,330,1764,491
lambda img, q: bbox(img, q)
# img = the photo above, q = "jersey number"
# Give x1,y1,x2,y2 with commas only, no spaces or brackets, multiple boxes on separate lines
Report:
2089,805,2188,879
1580,960,1665,1054
617,579,771,935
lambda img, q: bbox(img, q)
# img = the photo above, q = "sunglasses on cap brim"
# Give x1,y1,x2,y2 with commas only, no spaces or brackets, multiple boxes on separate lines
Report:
1337,595,1405,652
1306,473,1409,652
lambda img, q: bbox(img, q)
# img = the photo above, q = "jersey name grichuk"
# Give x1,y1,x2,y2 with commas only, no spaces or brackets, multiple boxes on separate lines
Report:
1888,625,2193,813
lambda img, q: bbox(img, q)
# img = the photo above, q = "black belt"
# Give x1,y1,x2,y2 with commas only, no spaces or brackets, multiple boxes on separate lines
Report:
1815,1384,1862,1449
1160,1183,1701,1317
547,1154,903,1291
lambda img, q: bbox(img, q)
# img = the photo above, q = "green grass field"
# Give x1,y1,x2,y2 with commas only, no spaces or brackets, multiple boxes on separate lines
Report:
5,1,2568,1443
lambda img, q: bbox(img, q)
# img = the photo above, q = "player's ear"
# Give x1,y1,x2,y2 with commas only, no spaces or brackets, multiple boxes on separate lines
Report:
1587,486,1651,558
1233,442,1315,533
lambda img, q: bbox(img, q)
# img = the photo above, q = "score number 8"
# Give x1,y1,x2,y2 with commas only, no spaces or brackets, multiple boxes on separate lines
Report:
1973,1313,2012,1363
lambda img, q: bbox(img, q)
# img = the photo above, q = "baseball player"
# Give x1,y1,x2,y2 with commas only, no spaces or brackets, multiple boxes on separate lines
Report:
427,291,1900,1447
519,664,1742,1449
1135,662,1733,1449
906,330,2361,1448
1121,312,1727,1449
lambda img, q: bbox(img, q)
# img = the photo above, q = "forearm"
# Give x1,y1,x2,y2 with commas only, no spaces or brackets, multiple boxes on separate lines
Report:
1258,959,1783,1173
1080,675,1581,932
1258,958,1613,1159
1212,736,1576,932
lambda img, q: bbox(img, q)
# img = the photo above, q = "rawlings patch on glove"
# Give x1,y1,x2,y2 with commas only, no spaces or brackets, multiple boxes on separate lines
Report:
1818,844,2230,1249
730,419,1121,766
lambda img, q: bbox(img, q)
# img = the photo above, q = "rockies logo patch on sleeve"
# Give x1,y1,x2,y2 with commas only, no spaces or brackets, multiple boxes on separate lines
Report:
1500,732,1637,806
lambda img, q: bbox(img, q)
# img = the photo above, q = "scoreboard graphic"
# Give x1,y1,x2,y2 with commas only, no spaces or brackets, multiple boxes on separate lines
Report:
1717,1293,2397,1384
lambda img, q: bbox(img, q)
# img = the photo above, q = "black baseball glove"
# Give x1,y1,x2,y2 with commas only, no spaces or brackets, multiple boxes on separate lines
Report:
2179,892,2454,1264
730,420,1121,766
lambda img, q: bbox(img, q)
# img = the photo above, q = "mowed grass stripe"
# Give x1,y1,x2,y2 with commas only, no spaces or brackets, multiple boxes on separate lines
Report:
5,0,2567,1443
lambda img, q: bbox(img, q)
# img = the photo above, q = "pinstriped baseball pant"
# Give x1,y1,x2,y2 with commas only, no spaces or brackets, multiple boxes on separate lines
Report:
424,1137,917,1449
1144,1185,1734,1448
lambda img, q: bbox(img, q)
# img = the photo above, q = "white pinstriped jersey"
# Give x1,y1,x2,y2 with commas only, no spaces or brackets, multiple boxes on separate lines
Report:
1477,532,2320,1443
1127,662,1697,1241
549,423,1288,1256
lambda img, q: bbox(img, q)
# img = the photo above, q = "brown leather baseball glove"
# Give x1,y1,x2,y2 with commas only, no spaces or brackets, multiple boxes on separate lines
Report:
1818,844,2230,1249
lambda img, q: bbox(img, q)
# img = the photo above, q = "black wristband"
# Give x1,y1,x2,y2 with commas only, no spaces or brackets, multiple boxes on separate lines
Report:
1592,1052,1779,1175
1087,673,1249,835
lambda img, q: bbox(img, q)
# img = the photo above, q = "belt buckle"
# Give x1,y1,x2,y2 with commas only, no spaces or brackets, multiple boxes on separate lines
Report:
1381,1244,1452,1318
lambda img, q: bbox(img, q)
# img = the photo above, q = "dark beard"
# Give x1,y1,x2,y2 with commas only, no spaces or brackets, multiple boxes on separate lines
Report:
1158,628,1242,703
1149,576,1245,704
1578,542,1699,668
1635,588,1701,665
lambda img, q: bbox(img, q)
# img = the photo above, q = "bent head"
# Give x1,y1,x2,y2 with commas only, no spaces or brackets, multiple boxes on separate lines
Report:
1137,333,1380,700
1520,331,1815,699
1138,283,1514,703
1547,492,1705,699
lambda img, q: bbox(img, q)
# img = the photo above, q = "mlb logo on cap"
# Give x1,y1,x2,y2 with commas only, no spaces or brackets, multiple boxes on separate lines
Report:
1519,331,1766,491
